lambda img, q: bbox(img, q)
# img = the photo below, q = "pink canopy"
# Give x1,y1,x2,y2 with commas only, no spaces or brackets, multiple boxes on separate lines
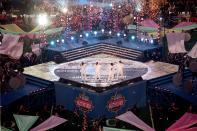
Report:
30,116,67,131
116,111,155,131
174,22,194,28
140,19,160,29
166,112,197,131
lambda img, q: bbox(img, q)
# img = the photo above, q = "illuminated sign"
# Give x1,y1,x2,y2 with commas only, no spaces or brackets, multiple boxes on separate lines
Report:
107,94,125,112
75,94,94,112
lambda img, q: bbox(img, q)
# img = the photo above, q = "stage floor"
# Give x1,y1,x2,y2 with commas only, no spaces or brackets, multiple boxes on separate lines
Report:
24,54,178,87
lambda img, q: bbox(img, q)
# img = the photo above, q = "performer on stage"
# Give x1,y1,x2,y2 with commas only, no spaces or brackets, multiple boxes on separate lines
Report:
108,63,115,82
116,61,124,79
80,62,87,81
94,62,102,80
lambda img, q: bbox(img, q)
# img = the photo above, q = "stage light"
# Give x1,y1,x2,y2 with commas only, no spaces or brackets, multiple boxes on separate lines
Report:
50,41,55,46
117,33,120,37
134,17,136,20
62,8,68,13
141,18,144,21
85,33,89,37
71,36,74,40
109,3,113,7
61,39,65,43
124,34,126,37
94,31,97,35
141,38,144,42
131,36,135,40
118,5,121,8
136,6,141,12
56,39,59,43
109,31,112,35
159,17,163,21
150,39,154,44
80,34,83,38
101,29,104,33
37,13,48,26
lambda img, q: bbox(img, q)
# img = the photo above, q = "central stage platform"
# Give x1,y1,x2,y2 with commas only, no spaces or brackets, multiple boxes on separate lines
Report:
43,37,162,62
24,54,178,91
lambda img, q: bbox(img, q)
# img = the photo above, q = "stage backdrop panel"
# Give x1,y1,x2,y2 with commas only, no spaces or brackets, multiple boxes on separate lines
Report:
55,80,147,119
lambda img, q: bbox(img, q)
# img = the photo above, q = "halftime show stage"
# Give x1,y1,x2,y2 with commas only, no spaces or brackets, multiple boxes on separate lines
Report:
21,54,183,119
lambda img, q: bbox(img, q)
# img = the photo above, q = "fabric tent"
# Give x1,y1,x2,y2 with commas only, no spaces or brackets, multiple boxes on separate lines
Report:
103,127,136,131
116,111,155,131
140,19,160,29
187,42,197,58
166,112,197,131
30,115,67,131
0,24,25,33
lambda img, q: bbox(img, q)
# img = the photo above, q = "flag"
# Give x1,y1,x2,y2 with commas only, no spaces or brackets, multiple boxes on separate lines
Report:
0,126,13,131
30,116,67,131
13,114,39,131
0,34,23,59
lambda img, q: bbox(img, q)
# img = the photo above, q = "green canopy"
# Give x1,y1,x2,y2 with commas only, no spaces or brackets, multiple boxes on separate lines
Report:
0,28,24,35
0,24,25,33
13,114,39,131
173,24,197,31
127,24,158,33
29,27,64,35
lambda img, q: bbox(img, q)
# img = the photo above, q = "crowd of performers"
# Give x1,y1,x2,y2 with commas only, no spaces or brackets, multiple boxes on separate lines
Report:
80,61,124,82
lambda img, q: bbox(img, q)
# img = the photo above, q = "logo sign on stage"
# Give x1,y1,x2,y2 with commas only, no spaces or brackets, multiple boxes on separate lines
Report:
75,94,94,112
107,94,125,112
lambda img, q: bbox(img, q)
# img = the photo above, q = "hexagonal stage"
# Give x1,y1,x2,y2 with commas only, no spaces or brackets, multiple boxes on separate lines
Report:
23,54,178,119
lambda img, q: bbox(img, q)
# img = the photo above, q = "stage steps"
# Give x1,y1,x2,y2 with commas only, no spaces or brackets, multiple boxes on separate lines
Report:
61,43,144,62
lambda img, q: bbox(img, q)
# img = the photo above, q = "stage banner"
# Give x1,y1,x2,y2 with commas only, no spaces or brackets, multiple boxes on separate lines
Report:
187,42,197,58
116,111,155,131
0,34,23,59
166,112,197,131
30,116,67,131
166,33,186,53
13,114,39,131
0,126,13,131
